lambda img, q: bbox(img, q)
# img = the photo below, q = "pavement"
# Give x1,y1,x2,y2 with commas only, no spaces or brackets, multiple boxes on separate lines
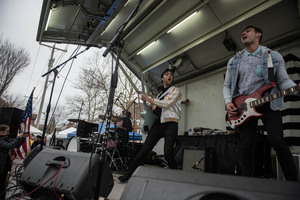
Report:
99,173,127,200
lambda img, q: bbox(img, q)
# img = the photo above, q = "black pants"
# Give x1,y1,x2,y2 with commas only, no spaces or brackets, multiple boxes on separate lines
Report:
237,103,298,181
127,120,178,176
0,159,10,198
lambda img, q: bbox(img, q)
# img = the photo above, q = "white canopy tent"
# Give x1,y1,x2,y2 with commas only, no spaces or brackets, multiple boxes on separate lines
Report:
30,125,42,135
56,127,76,139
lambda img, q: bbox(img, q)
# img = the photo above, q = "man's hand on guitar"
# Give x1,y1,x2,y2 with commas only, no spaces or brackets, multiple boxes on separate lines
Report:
141,94,151,102
226,102,238,116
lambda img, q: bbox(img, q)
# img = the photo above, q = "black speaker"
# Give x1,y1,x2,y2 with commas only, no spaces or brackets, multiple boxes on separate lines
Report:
0,107,23,137
77,121,98,138
121,166,300,200
182,148,215,173
19,147,114,199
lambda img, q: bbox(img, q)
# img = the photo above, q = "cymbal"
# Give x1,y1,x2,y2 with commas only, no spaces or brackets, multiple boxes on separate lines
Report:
98,115,106,120
68,118,87,123
98,114,122,122
112,116,122,122
110,127,122,130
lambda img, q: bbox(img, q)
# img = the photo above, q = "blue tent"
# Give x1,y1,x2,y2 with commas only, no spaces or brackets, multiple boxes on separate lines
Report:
67,131,76,139
98,122,116,133
66,123,143,142
129,131,142,142
99,123,142,142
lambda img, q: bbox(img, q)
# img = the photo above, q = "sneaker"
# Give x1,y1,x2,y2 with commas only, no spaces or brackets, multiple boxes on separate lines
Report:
117,175,130,183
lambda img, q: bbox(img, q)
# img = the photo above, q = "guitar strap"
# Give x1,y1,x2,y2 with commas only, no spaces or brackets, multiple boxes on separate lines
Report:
153,86,173,119
157,86,173,100
267,51,276,88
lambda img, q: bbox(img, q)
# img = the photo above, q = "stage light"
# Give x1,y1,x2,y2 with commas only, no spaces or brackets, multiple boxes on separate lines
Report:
45,10,52,31
137,41,156,55
167,12,197,33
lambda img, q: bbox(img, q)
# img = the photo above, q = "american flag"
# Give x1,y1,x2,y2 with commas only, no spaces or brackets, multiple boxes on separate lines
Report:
12,89,34,159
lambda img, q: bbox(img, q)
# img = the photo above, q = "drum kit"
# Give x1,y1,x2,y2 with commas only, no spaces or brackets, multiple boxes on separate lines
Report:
65,116,129,172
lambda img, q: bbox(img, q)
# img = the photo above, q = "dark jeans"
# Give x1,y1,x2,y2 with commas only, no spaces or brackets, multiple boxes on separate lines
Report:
0,170,8,198
0,161,10,198
237,103,298,181
127,120,178,176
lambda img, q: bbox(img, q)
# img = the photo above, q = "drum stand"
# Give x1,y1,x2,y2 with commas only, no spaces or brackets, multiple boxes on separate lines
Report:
106,146,124,171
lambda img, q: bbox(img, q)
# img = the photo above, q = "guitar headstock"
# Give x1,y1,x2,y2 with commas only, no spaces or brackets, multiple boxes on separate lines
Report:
140,71,155,96
145,71,149,80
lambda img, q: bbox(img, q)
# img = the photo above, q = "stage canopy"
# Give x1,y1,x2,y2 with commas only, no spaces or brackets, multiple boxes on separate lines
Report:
36,0,300,92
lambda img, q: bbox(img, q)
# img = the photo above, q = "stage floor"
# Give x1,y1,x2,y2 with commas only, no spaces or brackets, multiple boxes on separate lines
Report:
99,173,127,200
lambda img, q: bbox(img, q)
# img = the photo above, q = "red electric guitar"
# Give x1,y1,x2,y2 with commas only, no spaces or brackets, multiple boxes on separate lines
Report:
227,84,299,128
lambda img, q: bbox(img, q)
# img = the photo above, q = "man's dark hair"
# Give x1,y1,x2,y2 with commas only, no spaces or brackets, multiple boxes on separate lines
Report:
243,26,263,43
126,111,131,117
161,68,174,79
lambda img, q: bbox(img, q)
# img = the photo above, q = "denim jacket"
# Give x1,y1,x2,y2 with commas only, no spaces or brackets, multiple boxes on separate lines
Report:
223,46,296,111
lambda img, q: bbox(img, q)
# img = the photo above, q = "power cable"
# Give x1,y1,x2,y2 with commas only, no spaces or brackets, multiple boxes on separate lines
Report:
25,45,41,98
47,46,82,127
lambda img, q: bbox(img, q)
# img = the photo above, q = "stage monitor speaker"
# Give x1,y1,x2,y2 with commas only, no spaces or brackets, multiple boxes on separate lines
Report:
182,148,215,173
0,107,23,138
277,153,300,181
77,121,98,138
19,147,114,199
121,166,300,200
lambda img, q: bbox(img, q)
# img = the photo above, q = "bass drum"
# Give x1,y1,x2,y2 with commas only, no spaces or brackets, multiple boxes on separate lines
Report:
66,136,93,153
66,136,80,152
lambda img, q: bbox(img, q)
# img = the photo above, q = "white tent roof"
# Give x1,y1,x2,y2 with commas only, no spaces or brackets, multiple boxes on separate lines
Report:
56,127,76,139
30,125,42,135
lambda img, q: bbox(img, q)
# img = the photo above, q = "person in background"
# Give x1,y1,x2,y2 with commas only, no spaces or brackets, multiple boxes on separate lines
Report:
118,68,182,183
117,110,133,167
0,124,28,198
31,135,45,150
55,139,65,150
118,110,133,142
29,134,34,146
223,25,300,181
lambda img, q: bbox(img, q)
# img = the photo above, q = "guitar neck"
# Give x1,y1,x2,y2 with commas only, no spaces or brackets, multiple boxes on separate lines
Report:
250,85,299,108
141,74,148,107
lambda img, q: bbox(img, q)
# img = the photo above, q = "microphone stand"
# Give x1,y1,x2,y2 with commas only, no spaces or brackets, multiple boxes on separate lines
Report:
102,0,144,57
94,1,144,199
39,47,89,151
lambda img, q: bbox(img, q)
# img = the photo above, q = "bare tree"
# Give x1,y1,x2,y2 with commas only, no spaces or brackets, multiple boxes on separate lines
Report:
116,64,141,111
0,36,30,96
66,49,141,123
47,105,68,130
0,92,24,108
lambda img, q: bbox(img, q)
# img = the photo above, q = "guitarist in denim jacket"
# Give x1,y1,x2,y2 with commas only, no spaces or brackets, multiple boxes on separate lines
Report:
118,69,181,183
223,26,300,181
